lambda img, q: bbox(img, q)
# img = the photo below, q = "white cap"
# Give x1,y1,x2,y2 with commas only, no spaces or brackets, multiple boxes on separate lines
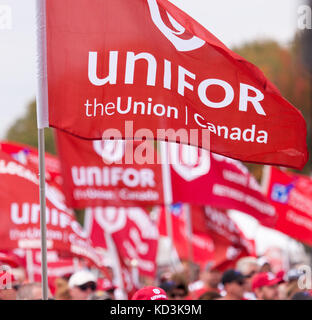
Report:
68,270,97,288
257,257,269,267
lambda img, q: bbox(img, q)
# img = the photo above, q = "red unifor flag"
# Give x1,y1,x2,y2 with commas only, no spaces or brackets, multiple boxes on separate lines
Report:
263,166,312,246
84,210,140,298
191,206,256,271
0,141,62,191
85,206,159,278
55,131,163,208
157,204,255,269
0,150,104,270
38,0,308,169
169,143,277,227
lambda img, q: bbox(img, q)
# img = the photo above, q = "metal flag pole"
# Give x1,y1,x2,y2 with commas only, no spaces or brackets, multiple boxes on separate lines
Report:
35,0,49,300
160,141,176,270
38,128,48,300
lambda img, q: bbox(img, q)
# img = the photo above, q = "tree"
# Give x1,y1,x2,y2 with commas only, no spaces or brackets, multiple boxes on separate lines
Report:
6,100,56,154
233,38,312,176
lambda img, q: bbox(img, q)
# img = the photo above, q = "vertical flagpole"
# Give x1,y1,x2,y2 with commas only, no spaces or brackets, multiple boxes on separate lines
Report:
160,141,175,270
36,0,49,300
38,129,48,300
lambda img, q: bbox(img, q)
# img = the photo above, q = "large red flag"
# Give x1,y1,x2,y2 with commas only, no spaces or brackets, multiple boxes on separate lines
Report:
85,207,159,278
0,150,104,270
0,141,62,191
55,131,163,208
39,0,308,169
169,143,277,227
263,166,312,246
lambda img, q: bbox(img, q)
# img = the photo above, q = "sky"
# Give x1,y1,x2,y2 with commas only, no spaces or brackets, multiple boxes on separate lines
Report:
0,0,309,261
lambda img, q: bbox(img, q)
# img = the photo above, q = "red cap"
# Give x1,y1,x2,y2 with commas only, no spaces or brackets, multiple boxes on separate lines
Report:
131,286,168,300
275,270,285,280
97,278,117,292
252,272,283,291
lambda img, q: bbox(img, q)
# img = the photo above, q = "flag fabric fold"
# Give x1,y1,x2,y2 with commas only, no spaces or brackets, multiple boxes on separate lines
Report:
36,0,308,169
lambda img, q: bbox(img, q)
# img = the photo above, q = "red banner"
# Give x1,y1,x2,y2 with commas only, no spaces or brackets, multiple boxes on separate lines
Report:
157,204,255,269
85,207,159,278
0,141,62,191
192,206,256,270
0,150,104,269
264,166,312,246
42,0,308,169
169,143,277,227
158,204,215,268
55,131,163,208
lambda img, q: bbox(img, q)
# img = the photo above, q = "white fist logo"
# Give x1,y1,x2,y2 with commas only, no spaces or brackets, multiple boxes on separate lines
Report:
169,142,210,181
147,0,205,52
93,140,125,164
95,207,127,234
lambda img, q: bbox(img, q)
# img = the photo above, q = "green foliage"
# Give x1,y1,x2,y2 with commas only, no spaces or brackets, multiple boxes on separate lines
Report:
5,100,56,155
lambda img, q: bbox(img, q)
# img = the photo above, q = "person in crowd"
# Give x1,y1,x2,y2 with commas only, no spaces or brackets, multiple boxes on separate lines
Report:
88,291,113,300
159,279,176,294
236,256,259,279
16,282,53,300
217,269,246,300
191,262,222,298
68,270,97,300
97,277,117,300
180,260,200,284
198,291,222,300
281,269,307,299
54,277,71,300
257,257,272,273
168,273,189,300
251,272,282,300
236,256,260,300
202,262,222,292
131,286,168,300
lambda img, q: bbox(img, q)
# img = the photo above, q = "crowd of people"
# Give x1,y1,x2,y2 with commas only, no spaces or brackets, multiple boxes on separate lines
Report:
1,255,311,300
156,257,312,300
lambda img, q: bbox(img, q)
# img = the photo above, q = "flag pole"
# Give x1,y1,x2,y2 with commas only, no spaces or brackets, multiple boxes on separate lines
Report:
160,141,175,270
38,128,48,299
36,0,49,300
